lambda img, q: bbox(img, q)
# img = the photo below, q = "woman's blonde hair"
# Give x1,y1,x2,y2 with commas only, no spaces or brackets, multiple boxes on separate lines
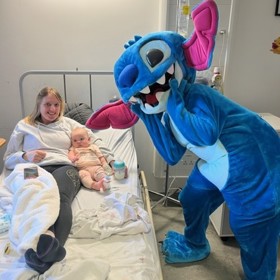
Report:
25,87,65,125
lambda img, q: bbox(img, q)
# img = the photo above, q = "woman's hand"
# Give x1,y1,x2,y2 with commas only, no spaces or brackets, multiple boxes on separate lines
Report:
23,150,47,163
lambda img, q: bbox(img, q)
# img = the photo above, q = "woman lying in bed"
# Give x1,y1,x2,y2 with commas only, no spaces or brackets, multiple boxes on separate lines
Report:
3,86,115,274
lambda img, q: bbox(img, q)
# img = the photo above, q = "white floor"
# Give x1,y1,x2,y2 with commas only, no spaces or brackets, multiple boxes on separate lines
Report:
152,203,280,280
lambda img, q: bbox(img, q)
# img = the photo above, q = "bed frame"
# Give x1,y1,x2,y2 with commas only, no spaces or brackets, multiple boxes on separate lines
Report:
19,70,115,117
18,69,163,280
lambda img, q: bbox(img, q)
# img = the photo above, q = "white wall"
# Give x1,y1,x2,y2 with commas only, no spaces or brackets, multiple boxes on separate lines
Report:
0,0,165,172
225,0,280,117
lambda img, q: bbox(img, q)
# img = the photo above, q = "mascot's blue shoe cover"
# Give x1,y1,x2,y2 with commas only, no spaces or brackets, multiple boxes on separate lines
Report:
161,231,210,264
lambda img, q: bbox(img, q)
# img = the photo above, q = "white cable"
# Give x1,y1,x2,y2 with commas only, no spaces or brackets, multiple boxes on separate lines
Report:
218,30,226,69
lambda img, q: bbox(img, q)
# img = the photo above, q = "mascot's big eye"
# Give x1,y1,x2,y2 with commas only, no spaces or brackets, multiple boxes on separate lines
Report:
146,49,164,68
140,40,171,72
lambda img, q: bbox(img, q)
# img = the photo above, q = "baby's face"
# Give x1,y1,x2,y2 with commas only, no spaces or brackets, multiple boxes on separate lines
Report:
71,131,90,148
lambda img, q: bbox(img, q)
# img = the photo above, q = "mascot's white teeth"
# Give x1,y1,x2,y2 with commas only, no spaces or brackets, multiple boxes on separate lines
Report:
144,103,154,110
138,64,175,97
129,96,139,104
141,86,150,94
130,63,175,106
167,64,174,75
157,75,165,85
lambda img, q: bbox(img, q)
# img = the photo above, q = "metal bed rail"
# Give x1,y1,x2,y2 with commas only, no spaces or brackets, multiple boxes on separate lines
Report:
19,70,113,118
139,170,164,280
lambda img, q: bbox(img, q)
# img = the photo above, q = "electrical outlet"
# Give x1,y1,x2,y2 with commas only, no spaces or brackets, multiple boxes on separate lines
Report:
153,149,197,178
169,150,198,177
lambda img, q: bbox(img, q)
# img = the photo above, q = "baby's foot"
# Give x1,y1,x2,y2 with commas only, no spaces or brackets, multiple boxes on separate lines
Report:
95,176,111,192
102,176,111,191
92,180,103,191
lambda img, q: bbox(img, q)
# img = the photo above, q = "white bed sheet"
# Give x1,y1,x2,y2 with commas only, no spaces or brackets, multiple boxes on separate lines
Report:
0,128,162,280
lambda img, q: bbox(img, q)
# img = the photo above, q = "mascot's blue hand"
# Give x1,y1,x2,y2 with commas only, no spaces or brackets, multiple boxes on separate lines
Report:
167,79,188,117
170,79,188,96
130,103,141,116
131,102,152,125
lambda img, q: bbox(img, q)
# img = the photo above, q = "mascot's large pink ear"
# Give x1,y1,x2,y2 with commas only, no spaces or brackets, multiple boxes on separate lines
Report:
183,0,218,70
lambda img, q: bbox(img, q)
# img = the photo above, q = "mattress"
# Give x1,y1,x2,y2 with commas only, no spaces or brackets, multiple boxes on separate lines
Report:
0,127,162,280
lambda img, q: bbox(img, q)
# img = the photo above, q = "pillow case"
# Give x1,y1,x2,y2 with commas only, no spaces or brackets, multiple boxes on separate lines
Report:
64,103,93,125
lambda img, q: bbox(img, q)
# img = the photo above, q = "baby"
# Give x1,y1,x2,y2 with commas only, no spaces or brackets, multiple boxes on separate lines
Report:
68,127,112,192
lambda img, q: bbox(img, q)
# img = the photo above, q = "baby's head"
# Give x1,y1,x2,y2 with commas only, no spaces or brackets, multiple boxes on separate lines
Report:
71,127,90,148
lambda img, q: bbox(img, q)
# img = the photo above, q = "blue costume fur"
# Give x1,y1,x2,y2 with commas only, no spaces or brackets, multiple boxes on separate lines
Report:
111,1,280,279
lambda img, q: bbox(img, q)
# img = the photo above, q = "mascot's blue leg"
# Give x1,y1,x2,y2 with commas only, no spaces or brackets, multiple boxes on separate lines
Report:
230,211,280,280
162,165,224,264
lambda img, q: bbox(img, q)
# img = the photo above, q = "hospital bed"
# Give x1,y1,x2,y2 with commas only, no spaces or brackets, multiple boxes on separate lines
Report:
0,70,163,280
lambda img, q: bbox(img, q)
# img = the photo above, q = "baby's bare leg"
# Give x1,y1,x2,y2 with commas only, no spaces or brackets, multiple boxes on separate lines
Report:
80,168,110,191
79,169,94,189
93,166,111,191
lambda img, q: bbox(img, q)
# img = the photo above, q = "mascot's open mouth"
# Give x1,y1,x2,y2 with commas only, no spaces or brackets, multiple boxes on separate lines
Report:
129,64,174,107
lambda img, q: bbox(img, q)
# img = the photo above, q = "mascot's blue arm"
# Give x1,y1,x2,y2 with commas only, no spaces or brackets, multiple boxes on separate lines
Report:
167,79,221,146
131,103,186,165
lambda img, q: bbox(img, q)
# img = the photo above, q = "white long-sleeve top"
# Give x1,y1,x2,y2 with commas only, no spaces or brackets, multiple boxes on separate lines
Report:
4,117,114,170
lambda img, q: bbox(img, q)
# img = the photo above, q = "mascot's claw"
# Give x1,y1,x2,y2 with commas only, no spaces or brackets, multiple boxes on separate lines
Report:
161,231,210,264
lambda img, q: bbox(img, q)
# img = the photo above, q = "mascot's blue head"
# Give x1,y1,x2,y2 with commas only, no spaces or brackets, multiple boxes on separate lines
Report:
114,32,196,113
114,0,219,115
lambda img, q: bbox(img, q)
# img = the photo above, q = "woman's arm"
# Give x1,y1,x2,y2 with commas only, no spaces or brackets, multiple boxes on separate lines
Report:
4,124,47,169
4,123,27,169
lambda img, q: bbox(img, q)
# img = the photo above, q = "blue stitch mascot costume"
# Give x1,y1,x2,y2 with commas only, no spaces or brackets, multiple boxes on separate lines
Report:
86,1,280,279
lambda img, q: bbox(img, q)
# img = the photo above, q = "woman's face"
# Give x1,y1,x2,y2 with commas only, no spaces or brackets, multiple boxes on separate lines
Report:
39,94,61,124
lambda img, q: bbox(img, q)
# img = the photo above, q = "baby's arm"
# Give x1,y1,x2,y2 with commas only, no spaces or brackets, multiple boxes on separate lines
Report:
100,155,113,175
68,148,79,163
93,145,113,175
99,155,108,166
